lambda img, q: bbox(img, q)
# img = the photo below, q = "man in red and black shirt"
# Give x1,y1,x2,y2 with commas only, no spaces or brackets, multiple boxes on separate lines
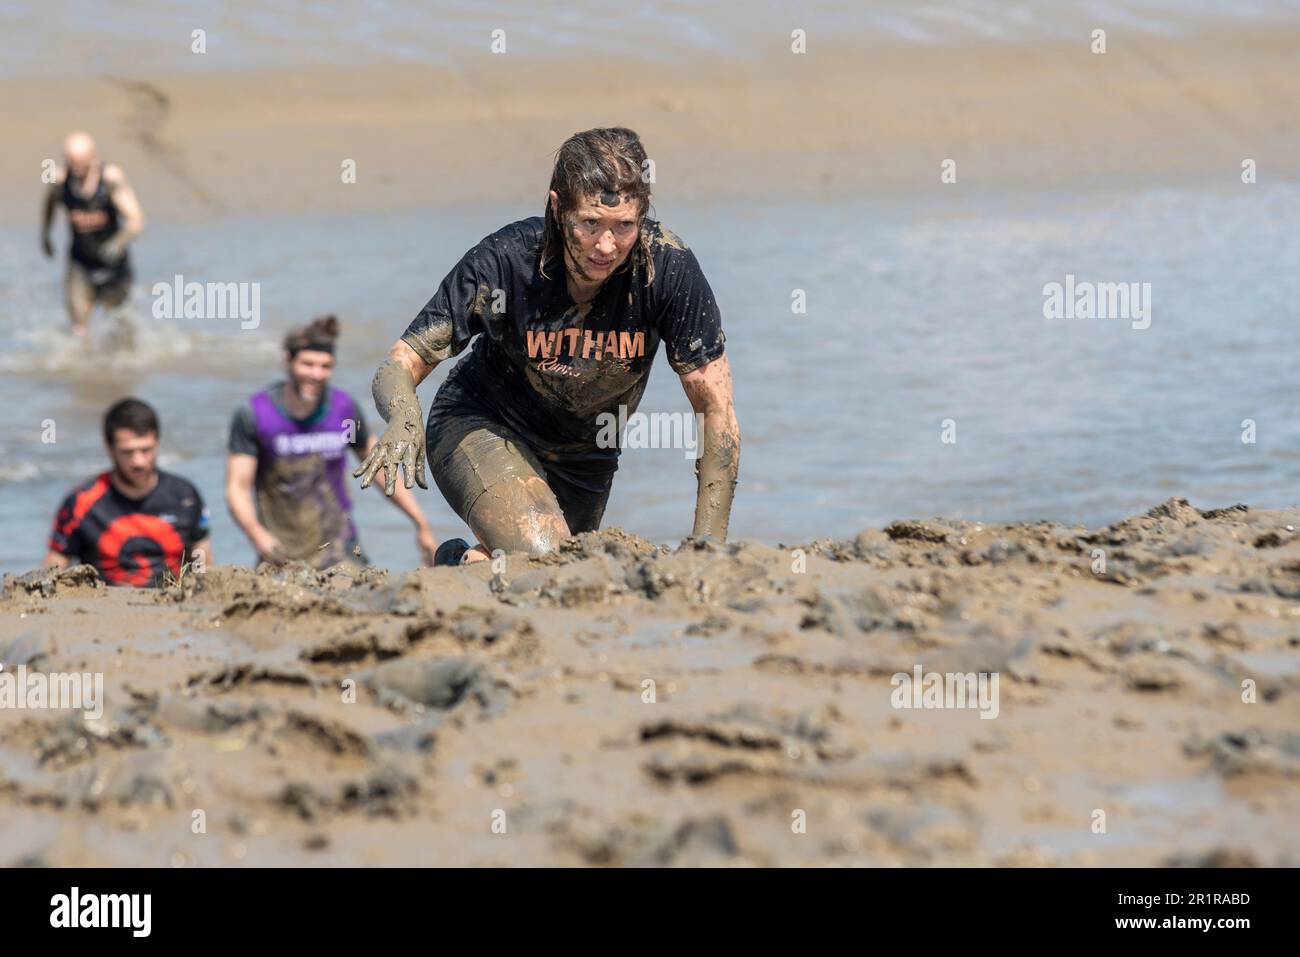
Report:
43,398,212,587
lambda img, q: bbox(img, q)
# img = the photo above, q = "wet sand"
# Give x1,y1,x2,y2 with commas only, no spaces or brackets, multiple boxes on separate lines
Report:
3,23,1299,223
2,499,1297,866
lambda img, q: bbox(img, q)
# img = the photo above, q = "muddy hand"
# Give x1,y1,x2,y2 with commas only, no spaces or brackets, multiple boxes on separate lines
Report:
252,527,288,565
353,417,427,496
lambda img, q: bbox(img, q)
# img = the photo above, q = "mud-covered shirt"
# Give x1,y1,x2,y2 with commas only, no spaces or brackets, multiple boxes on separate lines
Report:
228,382,371,568
400,216,725,484
48,471,210,587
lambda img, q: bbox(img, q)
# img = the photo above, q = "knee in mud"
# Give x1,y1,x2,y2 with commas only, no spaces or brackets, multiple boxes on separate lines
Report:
467,477,571,556
518,510,570,557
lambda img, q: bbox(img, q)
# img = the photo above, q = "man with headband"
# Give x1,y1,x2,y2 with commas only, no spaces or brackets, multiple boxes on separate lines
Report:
226,315,438,569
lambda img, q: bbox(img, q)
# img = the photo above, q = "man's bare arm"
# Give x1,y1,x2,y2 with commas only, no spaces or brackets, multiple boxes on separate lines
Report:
680,354,740,541
226,451,286,563
40,177,61,257
99,164,145,261
42,550,71,570
355,434,438,564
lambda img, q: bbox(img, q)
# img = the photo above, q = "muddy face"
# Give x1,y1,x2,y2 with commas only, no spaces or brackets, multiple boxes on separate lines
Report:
549,191,641,291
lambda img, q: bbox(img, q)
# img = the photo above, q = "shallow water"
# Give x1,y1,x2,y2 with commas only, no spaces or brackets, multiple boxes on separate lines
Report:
2,177,1298,575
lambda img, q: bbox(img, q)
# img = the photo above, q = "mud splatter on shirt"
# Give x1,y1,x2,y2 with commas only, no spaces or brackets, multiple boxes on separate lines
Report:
401,217,724,486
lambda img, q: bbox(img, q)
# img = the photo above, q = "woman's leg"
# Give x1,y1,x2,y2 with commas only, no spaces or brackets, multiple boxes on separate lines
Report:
457,473,609,563
546,470,613,534
428,415,572,556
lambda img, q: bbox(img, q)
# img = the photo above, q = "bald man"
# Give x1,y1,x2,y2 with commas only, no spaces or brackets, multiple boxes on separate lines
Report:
40,132,146,342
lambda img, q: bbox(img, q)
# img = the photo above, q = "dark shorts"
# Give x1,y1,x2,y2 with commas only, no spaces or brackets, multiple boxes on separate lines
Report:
425,409,613,536
67,258,133,308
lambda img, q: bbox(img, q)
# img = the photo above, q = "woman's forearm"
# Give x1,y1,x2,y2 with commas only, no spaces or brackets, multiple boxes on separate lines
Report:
371,357,422,425
691,408,740,540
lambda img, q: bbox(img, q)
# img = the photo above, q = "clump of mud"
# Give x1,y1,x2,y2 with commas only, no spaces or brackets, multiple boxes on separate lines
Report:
2,564,102,600
167,561,420,619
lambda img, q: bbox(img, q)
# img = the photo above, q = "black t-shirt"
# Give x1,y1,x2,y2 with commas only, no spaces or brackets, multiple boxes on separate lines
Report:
400,216,725,478
48,471,210,587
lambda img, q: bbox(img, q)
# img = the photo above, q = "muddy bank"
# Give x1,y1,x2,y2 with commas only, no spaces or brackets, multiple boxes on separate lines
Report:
4,23,1299,224
1,497,1298,866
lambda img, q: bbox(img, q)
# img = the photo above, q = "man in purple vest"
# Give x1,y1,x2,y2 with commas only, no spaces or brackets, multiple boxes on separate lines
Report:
225,315,437,569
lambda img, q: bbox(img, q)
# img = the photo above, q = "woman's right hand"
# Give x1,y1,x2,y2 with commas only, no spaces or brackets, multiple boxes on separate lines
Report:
353,412,427,496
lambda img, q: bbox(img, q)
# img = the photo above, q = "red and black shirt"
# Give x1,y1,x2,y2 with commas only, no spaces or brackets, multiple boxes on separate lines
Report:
48,471,211,587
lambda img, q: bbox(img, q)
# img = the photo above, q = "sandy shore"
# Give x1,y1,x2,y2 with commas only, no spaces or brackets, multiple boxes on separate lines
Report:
3,23,1299,224
1,497,1297,866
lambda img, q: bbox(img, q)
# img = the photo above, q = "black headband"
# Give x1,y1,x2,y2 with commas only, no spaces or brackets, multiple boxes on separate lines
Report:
289,340,336,356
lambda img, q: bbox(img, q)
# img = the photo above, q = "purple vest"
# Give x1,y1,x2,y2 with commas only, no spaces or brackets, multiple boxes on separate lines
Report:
250,385,360,521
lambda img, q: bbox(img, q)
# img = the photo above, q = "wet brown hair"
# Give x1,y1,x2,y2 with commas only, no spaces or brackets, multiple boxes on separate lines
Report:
284,314,340,356
540,127,656,286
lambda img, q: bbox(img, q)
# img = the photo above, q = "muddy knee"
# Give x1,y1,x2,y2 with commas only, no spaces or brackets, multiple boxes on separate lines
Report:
466,476,571,556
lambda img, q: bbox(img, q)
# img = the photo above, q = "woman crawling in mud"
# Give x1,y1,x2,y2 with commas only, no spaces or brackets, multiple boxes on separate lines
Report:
355,127,739,564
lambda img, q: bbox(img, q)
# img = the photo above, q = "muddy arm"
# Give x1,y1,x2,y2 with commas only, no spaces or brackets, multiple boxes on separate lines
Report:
354,340,437,496
680,354,739,541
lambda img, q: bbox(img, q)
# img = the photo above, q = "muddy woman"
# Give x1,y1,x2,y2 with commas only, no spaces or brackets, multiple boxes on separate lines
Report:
355,127,738,564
